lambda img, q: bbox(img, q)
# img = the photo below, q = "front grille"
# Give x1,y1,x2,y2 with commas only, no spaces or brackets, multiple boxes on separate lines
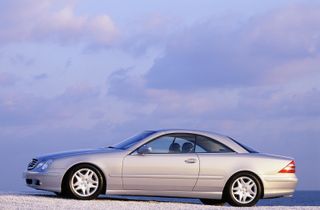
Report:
27,159,38,170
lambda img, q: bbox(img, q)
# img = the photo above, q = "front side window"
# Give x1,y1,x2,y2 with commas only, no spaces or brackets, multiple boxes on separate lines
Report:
140,134,195,154
195,135,234,153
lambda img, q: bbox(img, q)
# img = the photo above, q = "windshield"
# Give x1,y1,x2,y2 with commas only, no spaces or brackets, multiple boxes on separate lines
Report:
229,137,259,153
111,131,157,150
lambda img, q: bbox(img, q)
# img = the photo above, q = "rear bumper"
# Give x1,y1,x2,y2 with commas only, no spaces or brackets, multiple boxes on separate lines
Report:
262,174,298,198
23,170,65,193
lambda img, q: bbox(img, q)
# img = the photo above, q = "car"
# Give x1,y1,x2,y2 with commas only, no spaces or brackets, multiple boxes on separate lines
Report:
23,129,298,207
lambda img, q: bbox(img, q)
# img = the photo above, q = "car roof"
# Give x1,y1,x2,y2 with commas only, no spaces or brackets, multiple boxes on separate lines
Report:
149,128,227,138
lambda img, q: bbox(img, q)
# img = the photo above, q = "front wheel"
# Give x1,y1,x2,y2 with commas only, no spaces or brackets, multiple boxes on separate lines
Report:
226,173,262,207
65,164,104,200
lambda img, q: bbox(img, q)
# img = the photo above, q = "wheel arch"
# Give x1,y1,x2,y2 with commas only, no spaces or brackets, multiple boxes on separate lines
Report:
222,170,264,199
61,162,107,195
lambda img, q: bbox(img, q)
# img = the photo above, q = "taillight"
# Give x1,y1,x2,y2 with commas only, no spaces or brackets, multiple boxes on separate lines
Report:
279,160,296,173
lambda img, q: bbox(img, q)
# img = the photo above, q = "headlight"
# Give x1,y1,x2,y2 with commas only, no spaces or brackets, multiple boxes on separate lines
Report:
35,159,53,171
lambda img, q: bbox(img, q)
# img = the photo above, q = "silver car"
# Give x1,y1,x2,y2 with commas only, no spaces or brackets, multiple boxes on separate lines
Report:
23,129,298,207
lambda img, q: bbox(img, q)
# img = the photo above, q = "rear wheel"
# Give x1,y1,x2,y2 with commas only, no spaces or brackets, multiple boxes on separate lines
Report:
226,172,262,207
65,164,104,200
200,199,225,206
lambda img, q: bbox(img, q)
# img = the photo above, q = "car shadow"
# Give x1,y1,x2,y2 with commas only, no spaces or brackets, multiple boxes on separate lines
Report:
21,193,201,204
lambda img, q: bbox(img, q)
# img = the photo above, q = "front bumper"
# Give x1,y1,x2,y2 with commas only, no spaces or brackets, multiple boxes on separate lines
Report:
23,169,65,193
262,174,298,198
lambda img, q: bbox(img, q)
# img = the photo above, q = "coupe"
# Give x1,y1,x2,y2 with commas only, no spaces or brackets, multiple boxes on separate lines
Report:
24,129,297,206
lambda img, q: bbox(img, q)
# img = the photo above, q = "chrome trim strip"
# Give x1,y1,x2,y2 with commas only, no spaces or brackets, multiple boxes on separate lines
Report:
122,174,198,179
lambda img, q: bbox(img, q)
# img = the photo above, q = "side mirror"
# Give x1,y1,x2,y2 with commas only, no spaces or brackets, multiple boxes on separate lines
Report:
137,145,152,155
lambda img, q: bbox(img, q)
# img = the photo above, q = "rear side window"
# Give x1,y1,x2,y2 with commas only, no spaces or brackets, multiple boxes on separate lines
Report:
195,135,234,153
229,137,259,153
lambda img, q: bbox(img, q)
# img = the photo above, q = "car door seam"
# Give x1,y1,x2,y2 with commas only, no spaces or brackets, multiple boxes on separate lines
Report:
192,153,201,191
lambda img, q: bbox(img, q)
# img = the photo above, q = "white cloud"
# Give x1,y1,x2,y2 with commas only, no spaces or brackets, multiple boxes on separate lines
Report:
0,0,119,46
145,3,320,90
0,72,17,86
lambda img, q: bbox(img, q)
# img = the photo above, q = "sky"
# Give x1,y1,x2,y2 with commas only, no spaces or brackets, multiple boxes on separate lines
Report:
0,0,319,191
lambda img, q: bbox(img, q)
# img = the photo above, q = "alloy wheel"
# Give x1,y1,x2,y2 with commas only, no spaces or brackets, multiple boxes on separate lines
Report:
70,168,99,197
231,176,257,204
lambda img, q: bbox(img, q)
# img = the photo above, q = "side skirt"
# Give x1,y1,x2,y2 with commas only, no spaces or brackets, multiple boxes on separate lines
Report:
106,189,222,200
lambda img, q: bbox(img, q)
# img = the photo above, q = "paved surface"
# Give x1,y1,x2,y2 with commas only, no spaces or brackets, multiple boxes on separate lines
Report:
0,193,319,210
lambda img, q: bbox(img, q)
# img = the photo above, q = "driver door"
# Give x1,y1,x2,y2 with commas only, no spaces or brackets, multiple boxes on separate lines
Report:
122,134,199,191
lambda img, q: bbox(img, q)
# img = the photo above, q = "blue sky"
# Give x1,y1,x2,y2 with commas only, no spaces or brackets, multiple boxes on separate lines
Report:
0,0,319,191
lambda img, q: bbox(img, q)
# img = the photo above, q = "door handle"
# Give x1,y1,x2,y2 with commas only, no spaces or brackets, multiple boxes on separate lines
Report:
184,158,197,164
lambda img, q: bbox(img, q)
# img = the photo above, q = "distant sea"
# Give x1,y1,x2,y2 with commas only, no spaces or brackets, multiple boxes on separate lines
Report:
257,191,320,206
104,191,320,206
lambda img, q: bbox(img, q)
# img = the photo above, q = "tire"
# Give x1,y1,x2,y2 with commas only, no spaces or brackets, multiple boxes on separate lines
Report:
225,172,262,207
64,164,104,200
200,199,225,206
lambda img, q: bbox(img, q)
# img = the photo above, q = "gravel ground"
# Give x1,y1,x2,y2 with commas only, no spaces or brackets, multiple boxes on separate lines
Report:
0,192,319,210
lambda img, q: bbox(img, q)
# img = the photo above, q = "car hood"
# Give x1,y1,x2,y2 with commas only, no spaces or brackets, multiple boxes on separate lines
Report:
36,147,119,160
